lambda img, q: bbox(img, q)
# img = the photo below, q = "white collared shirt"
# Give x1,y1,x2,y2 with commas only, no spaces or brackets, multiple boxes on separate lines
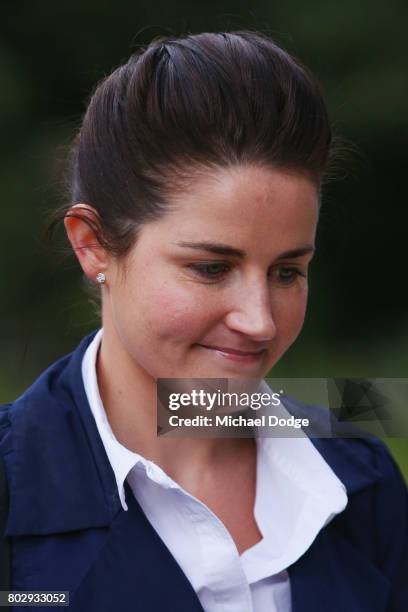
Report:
82,329,348,612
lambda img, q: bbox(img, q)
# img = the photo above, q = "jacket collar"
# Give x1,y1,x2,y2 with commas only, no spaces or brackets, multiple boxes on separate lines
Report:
4,331,383,536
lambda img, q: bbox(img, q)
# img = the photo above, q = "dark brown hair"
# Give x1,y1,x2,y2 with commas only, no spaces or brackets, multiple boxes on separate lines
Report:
50,30,334,258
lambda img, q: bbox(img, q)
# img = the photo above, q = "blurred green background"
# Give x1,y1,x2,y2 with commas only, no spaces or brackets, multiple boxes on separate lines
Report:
1,1,407,479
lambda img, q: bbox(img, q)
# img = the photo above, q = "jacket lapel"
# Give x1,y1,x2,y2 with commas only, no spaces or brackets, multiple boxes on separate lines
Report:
70,482,205,611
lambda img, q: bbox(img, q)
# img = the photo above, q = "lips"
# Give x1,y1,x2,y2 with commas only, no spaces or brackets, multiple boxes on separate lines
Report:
198,344,265,356
197,344,266,365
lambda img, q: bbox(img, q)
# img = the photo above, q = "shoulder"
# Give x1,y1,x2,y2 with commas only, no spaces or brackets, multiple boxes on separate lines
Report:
315,433,407,499
0,332,98,466
348,435,408,532
0,331,118,537
0,403,11,427
0,403,12,466
284,393,408,585
0,331,98,428
317,432,403,473
282,392,407,495
312,429,408,530
0,350,76,469
320,436,408,601
339,436,408,523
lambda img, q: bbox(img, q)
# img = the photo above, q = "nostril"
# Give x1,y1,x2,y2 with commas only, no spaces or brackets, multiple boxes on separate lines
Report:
224,305,276,340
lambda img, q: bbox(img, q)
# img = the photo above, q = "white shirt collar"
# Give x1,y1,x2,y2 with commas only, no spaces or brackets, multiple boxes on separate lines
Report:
81,328,141,510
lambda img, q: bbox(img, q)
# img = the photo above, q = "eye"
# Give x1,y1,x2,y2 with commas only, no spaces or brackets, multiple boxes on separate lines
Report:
187,262,231,281
270,267,306,285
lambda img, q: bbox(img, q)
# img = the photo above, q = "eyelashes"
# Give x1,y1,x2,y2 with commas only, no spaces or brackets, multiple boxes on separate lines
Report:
188,262,230,279
186,262,307,285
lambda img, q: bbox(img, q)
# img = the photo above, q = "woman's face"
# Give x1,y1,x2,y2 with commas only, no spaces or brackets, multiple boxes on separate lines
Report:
105,164,319,379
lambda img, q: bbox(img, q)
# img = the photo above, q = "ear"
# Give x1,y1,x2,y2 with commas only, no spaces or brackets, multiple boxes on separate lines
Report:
64,204,108,283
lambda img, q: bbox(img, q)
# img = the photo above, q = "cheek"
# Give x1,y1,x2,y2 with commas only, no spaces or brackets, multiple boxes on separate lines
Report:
143,283,216,342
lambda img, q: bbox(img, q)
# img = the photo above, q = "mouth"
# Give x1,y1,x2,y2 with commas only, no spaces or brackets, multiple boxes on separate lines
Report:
197,344,266,363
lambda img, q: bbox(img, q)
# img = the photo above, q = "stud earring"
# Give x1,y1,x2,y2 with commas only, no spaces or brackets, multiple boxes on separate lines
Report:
96,272,106,284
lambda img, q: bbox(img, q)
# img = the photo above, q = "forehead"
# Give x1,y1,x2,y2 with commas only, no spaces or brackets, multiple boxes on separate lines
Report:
140,164,319,251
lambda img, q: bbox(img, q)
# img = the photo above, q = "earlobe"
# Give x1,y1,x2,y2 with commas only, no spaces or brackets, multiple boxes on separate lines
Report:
64,204,108,282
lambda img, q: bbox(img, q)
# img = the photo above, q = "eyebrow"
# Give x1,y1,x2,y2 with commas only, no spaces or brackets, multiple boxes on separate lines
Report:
174,240,315,260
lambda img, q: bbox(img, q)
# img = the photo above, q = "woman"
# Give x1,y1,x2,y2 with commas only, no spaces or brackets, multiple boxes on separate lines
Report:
0,31,407,611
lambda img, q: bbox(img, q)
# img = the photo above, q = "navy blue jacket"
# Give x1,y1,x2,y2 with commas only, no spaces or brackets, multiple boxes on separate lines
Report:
0,331,407,611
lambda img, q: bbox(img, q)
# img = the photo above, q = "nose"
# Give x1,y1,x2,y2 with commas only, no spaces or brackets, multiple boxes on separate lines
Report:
224,281,277,342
